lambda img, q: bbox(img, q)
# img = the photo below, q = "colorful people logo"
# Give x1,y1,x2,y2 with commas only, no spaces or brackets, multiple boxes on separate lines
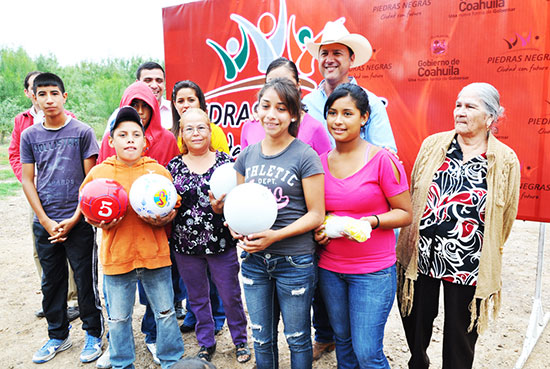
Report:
503,31,539,50
205,0,335,90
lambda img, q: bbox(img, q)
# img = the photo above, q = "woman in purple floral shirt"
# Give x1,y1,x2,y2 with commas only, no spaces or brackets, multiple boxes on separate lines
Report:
167,108,250,364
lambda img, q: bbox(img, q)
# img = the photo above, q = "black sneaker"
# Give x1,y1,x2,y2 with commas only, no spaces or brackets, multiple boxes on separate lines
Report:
67,306,80,322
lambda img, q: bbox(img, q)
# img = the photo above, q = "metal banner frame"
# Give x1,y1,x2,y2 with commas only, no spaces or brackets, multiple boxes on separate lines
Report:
514,223,549,369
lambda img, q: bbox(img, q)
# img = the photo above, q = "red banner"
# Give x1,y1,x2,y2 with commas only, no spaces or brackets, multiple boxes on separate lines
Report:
163,0,550,222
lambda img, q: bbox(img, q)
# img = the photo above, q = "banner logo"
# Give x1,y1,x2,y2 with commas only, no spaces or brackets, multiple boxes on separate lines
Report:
487,31,549,73
503,31,540,50
431,37,448,55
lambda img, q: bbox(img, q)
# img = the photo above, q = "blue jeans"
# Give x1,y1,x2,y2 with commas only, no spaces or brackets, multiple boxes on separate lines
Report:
241,252,316,369
104,267,184,369
140,252,186,344
319,265,396,369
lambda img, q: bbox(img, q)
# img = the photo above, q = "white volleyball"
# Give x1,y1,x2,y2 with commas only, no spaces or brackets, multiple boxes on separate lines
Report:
129,173,178,217
209,162,237,200
223,182,278,236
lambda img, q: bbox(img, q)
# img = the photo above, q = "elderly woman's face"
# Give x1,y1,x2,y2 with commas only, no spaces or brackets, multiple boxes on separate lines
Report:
454,89,492,139
180,110,211,152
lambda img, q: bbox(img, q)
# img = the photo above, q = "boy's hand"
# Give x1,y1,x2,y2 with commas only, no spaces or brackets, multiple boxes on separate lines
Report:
85,217,123,230
209,190,225,214
139,210,177,227
49,216,80,243
40,218,65,244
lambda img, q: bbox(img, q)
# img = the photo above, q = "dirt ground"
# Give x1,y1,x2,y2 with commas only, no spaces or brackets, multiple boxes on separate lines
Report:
0,187,549,369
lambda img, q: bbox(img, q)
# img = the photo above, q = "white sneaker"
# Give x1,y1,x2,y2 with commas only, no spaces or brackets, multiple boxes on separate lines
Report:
146,342,161,365
80,333,103,363
32,336,72,363
96,346,111,368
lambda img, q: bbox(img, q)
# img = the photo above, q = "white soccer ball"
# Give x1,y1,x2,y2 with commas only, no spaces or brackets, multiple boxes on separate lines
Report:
129,173,178,218
223,182,278,236
209,162,237,200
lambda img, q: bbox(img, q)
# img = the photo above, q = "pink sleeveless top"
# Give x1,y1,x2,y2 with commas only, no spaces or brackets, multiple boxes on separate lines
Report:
319,145,409,274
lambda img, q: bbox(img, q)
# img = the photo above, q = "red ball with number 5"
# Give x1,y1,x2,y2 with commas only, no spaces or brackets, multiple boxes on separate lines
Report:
79,178,128,223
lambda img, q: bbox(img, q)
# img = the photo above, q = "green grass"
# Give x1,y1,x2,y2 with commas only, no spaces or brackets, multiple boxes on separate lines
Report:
0,145,20,197
0,181,21,197
0,169,15,181
0,144,8,166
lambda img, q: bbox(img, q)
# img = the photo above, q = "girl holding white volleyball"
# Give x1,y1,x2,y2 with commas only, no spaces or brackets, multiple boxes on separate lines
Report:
314,83,412,368
167,108,249,363
213,78,325,369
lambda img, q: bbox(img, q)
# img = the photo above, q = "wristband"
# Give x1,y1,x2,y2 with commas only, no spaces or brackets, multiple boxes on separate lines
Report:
372,215,380,230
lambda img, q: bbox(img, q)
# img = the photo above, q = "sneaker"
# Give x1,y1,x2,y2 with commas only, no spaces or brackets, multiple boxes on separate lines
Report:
35,308,45,318
32,336,72,363
80,333,103,363
146,342,161,365
96,346,111,368
67,306,80,322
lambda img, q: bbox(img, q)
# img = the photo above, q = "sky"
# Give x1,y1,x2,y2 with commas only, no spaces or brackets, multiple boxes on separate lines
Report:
0,0,198,66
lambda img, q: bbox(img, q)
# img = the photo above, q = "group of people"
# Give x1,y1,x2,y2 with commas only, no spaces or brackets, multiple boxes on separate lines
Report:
9,20,520,369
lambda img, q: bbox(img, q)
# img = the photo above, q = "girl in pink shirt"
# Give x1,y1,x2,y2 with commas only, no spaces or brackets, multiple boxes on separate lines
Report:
314,83,412,368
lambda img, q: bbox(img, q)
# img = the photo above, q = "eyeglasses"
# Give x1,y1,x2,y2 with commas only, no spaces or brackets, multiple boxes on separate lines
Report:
182,125,209,135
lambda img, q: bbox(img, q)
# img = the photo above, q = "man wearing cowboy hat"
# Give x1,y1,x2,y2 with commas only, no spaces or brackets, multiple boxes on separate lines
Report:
304,20,397,361
303,20,396,151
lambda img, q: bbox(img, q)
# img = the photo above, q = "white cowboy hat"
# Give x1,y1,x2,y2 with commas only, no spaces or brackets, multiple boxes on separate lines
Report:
306,21,373,67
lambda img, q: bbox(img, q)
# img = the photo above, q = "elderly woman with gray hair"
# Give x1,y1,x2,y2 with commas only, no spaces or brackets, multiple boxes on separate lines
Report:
397,82,521,369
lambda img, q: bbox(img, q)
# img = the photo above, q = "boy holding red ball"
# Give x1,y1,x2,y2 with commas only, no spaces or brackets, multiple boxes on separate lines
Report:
81,106,185,368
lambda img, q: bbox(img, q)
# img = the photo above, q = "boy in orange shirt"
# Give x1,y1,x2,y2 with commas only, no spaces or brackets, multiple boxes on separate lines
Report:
82,106,184,368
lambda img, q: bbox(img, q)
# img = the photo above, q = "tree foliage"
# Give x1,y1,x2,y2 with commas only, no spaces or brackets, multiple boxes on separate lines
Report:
0,47,160,142
0,99,24,143
0,47,37,108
